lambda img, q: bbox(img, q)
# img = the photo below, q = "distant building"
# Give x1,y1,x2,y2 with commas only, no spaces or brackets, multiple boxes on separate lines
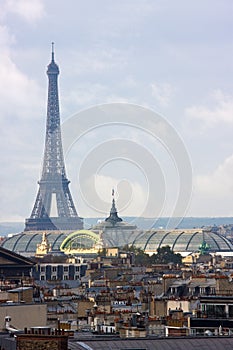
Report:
133,228,233,257
2,191,233,257
2,223,233,258
91,195,141,247
0,246,34,280
32,261,87,282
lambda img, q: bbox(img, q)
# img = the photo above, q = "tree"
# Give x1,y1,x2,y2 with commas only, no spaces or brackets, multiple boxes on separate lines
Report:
152,245,182,265
134,249,151,266
120,244,182,266
121,244,151,266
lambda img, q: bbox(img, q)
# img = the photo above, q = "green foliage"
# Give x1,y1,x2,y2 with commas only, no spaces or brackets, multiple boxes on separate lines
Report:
151,245,182,264
121,244,182,266
121,244,150,265
121,244,143,254
134,249,151,266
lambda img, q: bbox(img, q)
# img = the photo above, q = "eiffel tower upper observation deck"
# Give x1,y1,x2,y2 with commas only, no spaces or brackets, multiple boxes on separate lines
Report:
24,44,83,231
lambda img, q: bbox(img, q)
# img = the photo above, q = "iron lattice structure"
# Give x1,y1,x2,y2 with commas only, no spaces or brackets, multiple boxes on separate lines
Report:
25,47,83,231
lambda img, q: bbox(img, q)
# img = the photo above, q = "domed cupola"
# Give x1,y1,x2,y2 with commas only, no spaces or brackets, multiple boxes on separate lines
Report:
105,189,123,226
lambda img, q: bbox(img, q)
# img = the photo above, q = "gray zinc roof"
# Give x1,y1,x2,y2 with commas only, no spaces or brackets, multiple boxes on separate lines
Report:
69,336,233,350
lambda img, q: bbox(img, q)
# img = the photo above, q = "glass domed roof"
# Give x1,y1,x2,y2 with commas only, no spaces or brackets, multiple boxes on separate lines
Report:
1,231,68,256
2,228,232,257
132,229,233,254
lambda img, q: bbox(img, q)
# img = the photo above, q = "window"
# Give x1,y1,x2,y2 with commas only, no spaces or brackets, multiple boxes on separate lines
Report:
40,275,45,280
40,266,45,272
63,266,69,272
75,266,79,272
205,304,225,317
64,275,68,280
52,266,57,272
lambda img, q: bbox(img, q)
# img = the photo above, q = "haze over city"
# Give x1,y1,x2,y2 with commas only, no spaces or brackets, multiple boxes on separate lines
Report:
0,0,232,222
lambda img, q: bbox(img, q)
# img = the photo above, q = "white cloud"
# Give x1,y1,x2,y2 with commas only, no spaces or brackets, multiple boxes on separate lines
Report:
69,48,128,76
189,155,233,216
196,155,233,197
185,89,233,126
0,0,232,221
78,174,148,218
151,82,175,107
0,53,43,121
61,83,137,116
84,1,159,40
0,0,44,121
0,11,45,222
4,0,45,23
62,83,108,112
0,25,14,47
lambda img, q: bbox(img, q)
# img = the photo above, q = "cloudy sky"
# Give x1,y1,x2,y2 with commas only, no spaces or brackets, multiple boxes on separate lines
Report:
0,0,233,222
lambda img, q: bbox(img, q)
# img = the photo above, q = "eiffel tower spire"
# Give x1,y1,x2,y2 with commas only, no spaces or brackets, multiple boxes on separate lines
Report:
24,44,83,231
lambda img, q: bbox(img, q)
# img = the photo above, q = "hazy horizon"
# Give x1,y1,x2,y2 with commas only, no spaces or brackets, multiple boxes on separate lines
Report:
1,216,233,237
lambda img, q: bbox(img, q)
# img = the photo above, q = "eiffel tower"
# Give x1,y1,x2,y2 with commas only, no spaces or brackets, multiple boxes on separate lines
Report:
25,44,83,231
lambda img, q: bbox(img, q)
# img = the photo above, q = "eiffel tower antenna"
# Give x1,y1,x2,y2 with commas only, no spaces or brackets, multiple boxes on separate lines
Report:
25,45,83,231
51,42,55,60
